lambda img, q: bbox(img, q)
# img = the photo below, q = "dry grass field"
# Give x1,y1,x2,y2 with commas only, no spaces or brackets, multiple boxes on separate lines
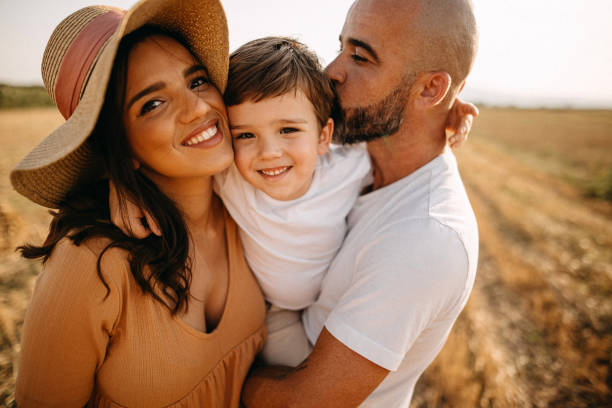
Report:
0,107,611,406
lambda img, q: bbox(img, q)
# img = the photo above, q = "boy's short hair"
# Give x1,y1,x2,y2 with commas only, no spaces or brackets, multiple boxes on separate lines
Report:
225,37,334,128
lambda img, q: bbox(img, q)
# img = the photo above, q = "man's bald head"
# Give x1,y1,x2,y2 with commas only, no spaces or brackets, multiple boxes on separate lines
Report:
353,0,478,90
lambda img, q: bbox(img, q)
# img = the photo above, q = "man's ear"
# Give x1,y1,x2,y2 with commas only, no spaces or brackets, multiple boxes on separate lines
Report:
317,118,334,155
415,71,452,108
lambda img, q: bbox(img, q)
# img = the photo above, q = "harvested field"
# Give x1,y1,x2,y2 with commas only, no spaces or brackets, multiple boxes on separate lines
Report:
413,108,612,407
0,107,611,407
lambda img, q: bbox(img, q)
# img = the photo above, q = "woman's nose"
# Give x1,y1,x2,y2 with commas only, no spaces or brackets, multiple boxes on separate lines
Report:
178,90,211,124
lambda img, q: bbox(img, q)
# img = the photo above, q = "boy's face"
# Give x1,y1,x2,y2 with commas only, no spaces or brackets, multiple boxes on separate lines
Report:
228,90,332,201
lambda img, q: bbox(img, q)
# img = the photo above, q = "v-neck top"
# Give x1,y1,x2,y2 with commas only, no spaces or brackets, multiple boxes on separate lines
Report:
16,209,267,408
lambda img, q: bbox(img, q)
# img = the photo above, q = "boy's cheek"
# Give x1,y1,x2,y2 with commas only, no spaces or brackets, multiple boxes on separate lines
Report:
232,148,253,180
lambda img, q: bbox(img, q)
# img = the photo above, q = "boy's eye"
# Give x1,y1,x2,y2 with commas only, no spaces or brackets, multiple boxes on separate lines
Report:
280,127,299,134
234,132,255,140
190,76,210,90
139,99,163,116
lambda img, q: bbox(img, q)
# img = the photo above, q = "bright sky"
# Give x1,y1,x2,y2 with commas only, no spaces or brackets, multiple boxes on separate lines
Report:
1,0,611,108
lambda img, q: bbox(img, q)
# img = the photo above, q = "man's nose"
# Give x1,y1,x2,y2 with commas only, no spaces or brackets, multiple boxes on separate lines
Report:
325,56,346,85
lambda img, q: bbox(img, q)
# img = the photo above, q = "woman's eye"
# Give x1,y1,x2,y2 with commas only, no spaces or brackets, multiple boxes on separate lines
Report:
280,127,299,134
191,76,210,89
235,132,255,140
139,99,163,116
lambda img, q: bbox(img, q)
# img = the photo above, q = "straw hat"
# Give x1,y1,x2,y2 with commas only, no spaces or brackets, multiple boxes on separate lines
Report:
10,0,229,208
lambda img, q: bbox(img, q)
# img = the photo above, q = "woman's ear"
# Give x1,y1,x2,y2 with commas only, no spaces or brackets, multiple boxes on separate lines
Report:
132,158,141,170
317,118,334,155
416,71,452,108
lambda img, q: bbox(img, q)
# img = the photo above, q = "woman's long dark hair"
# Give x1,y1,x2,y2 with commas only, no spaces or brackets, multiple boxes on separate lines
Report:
19,26,199,315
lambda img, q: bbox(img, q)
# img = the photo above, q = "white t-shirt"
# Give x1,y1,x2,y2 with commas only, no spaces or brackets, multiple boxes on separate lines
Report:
303,148,479,407
215,144,371,310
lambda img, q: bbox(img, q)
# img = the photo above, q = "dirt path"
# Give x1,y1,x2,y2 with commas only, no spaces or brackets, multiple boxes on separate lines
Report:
413,137,611,407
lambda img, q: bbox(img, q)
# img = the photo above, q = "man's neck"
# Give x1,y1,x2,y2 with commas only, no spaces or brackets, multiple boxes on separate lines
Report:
366,120,446,191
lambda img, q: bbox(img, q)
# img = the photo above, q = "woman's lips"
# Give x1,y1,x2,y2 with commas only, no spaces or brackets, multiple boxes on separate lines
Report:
182,120,222,147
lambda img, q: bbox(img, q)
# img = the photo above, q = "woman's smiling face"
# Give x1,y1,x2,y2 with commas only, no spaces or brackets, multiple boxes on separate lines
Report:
122,35,234,187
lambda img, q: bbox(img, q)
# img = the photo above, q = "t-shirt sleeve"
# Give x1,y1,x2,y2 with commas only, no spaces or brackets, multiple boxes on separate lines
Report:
324,218,469,371
15,238,123,407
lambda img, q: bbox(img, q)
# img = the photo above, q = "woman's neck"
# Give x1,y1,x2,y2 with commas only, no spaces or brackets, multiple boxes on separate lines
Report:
153,175,221,232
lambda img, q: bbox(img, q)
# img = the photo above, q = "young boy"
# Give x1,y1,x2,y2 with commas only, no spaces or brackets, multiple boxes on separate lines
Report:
215,37,371,366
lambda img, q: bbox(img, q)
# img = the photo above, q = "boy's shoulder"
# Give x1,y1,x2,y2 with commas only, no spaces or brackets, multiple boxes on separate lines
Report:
309,143,371,201
320,143,370,173
328,142,368,158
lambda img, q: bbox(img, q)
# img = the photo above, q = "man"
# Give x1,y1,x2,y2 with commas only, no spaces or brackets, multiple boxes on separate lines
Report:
242,0,479,406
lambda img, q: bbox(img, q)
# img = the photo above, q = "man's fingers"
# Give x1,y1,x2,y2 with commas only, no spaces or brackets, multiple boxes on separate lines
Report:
123,197,152,238
127,216,152,239
144,211,162,237
456,97,479,117
109,181,125,231
109,179,157,238
462,103,479,118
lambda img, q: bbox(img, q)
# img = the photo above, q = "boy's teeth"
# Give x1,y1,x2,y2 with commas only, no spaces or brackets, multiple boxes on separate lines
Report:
185,126,218,145
260,167,289,176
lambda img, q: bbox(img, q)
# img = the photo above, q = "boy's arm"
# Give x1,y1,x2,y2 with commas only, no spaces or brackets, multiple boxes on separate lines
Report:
242,328,389,408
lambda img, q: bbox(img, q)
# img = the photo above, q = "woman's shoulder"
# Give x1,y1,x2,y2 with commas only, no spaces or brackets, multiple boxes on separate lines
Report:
43,234,131,291
52,234,127,263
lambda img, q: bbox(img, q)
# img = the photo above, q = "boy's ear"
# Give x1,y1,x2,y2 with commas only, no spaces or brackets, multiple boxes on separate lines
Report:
317,118,334,155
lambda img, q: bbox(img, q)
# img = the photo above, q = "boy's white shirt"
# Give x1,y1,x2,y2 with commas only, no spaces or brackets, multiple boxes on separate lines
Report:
214,144,371,310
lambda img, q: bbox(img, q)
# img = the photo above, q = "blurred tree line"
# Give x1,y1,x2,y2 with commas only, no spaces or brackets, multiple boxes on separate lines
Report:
0,84,53,108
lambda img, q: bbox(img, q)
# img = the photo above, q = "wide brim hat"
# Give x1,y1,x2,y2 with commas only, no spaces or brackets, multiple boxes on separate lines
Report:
10,0,229,208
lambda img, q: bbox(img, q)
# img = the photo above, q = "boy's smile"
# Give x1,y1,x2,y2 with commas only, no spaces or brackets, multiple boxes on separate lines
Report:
228,91,333,201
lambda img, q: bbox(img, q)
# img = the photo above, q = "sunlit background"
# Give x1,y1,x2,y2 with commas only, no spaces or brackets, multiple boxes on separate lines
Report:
1,0,611,108
1,1,611,407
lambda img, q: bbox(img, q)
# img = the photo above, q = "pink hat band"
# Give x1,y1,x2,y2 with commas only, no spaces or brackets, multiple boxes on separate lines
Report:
54,9,126,119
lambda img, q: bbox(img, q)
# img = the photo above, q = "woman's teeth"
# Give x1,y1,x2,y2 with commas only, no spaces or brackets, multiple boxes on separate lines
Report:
184,126,218,145
259,167,290,176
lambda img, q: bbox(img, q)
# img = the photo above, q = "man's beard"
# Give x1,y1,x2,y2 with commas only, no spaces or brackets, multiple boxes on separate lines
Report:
332,75,415,145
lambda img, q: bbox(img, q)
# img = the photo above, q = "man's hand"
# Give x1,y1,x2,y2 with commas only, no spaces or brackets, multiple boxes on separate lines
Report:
445,98,479,148
109,180,161,238
242,328,389,407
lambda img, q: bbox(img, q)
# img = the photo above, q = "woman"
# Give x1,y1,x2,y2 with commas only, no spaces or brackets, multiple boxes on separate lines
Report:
11,0,266,406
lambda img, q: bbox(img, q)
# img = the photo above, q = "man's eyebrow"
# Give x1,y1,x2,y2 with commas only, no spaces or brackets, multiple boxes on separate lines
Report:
341,35,379,62
126,82,165,110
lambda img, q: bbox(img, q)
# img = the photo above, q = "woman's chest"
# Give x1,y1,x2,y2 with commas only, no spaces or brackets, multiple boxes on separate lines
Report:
94,270,265,407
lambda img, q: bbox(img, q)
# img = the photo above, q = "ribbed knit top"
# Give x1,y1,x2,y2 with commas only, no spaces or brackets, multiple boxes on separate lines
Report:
16,210,266,407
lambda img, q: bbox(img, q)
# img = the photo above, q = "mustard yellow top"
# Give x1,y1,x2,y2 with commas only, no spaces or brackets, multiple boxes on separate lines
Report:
16,211,266,407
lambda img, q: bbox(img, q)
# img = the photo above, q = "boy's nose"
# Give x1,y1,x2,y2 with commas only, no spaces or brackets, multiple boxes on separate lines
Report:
259,137,282,159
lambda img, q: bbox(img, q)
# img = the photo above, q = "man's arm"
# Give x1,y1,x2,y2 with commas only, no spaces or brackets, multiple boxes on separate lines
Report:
242,328,389,408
